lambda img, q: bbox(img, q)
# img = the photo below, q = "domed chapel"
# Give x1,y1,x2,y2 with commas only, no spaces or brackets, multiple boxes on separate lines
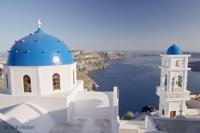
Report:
0,20,119,133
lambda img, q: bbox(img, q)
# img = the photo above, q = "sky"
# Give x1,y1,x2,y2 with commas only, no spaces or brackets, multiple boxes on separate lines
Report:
1,0,200,52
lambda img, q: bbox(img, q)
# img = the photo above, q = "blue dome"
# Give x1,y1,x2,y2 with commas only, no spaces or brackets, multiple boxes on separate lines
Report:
7,28,74,66
167,44,182,55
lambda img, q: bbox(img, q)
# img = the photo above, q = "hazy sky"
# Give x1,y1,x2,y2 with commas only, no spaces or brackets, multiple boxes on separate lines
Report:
1,0,200,52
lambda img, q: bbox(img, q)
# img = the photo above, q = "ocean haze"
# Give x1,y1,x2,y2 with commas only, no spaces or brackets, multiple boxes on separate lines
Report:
1,0,200,52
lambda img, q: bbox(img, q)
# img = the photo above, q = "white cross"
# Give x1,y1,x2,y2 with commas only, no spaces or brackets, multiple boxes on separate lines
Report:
37,19,42,28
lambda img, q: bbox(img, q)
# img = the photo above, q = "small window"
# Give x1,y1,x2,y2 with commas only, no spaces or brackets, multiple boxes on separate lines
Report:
52,73,60,90
164,75,167,86
23,75,31,92
162,109,165,115
176,60,180,67
164,75,167,91
171,77,175,92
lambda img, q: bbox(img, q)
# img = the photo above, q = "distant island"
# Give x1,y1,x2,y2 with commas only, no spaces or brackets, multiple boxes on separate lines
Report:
189,61,200,72
186,52,200,72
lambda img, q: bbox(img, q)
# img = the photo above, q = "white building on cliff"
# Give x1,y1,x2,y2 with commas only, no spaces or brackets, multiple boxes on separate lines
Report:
156,44,191,117
156,44,200,118
120,44,200,133
0,22,119,133
144,44,200,133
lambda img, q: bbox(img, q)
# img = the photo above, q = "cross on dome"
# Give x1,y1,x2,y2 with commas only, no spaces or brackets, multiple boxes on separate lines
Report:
37,19,42,28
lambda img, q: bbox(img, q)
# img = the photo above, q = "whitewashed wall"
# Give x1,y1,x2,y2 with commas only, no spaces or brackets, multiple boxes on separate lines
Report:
4,63,77,96
38,63,77,95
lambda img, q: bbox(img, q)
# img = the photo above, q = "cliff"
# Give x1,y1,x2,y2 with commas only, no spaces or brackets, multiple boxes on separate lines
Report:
72,51,107,91
72,50,134,90
100,51,134,60
74,51,107,73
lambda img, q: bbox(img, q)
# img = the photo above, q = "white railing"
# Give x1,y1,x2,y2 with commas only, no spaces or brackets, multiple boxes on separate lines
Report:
156,87,190,100
163,91,190,99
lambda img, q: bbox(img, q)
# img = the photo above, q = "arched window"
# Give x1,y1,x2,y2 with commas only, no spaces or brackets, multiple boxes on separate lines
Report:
52,73,60,90
162,109,165,115
164,75,167,86
171,77,175,92
178,75,182,87
23,75,31,92
164,75,167,90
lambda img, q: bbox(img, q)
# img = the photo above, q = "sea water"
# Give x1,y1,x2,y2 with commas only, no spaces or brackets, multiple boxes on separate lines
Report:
90,56,200,117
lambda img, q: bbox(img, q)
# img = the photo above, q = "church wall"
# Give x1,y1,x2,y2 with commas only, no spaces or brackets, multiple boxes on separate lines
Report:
168,102,182,116
65,80,84,122
157,54,191,117
38,63,76,95
4,63,77,96
72,92,114,119
7,66,39,96
72,90,119,133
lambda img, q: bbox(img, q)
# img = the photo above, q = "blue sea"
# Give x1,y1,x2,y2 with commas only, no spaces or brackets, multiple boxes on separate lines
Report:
90,56,200,117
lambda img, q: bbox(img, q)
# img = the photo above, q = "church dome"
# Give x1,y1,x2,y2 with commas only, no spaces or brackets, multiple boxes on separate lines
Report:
7,28,74,66
167,44,182,55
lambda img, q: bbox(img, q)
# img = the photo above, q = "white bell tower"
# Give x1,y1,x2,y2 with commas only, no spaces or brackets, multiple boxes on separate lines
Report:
156,44,191,117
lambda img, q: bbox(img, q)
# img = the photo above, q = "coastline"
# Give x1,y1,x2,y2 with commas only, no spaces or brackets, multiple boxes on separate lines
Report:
73,50,134,90
0,51,134,90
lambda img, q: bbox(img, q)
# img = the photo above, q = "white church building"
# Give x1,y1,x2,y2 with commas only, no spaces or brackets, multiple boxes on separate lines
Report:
156,44,191,117
120,44,200,133
1,21,200,133
156,44,200,118
0,22,119,133
142,44,200,133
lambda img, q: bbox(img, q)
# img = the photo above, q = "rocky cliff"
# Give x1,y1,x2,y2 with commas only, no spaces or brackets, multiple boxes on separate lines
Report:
72,51,107,90
74,51,107,73
72,50,134,90
100,51,134,60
